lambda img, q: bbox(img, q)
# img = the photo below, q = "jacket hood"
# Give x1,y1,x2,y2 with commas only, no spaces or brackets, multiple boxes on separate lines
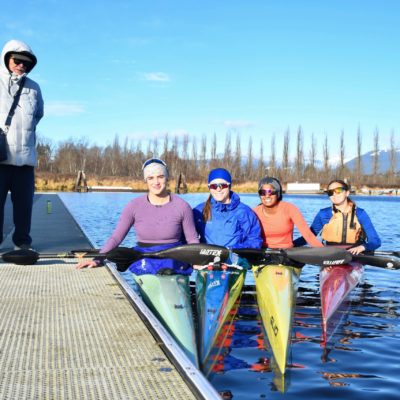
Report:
1,39,37,74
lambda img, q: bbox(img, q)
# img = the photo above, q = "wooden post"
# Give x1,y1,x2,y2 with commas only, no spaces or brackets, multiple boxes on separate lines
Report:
75,170,88,192
175,173,188,194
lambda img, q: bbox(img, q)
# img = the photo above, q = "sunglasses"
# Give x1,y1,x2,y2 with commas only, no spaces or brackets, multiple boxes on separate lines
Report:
12,58,32,68
208,183,230,190
258,189,278,196
142,158,167,170
326,187,346,196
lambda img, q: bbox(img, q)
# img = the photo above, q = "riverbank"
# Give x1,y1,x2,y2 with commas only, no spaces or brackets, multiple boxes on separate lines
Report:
34,173,399,195
35,173,259,193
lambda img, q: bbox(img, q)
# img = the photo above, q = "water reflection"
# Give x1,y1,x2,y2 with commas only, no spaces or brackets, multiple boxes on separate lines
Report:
60,193,400,399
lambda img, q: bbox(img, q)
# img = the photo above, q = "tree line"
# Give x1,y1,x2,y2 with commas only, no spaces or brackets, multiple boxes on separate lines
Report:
36,126,399,187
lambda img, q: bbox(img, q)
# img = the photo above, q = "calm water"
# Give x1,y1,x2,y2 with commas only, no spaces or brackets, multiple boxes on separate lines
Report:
60,192,400,399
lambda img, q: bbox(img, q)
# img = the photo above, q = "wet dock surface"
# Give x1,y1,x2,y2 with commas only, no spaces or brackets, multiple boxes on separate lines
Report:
0,194,212,399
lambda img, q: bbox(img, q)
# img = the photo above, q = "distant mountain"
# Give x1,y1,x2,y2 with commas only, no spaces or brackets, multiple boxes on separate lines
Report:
344,149,400,174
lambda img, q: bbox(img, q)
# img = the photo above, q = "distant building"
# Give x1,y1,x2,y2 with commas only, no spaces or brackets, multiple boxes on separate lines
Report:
286,182,321,194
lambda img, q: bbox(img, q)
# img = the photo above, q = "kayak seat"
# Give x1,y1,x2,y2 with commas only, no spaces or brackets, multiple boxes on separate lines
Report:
157,268,176,275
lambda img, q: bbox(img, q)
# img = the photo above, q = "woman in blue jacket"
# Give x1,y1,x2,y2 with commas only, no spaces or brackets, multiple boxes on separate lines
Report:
294,179,381,254
193,168,262,250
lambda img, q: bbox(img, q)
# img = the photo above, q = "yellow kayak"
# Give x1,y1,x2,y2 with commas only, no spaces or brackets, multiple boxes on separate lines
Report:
253,264,301,374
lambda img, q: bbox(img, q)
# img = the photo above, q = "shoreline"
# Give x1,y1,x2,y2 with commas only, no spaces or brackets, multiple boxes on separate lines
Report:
34,173,400,195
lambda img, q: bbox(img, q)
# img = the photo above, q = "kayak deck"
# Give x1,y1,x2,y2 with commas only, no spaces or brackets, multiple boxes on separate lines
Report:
134,274,199,367
320,262,364,346
253,264,301,374
196,267,246,373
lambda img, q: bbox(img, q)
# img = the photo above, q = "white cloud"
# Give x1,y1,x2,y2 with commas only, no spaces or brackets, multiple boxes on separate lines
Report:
223,120,255,129
143,72,171,82
45,101,85,117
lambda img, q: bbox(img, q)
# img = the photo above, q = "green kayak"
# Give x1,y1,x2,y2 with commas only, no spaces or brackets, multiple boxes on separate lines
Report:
133,273,199,367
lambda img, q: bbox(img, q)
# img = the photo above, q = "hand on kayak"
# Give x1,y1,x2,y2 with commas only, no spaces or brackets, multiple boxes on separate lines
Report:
347,245,366,255
75,260,98,269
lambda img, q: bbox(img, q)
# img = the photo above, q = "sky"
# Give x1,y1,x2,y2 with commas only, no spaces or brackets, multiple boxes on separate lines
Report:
1,0,399,162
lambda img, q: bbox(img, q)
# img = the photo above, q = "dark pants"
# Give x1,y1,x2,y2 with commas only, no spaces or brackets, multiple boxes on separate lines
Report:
0,165,34,246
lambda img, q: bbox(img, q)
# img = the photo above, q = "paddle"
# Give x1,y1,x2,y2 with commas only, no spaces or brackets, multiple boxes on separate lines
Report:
1,249,103,265
351,253,400,269
371,250,400,258
3,245,399,270
106,244,353,272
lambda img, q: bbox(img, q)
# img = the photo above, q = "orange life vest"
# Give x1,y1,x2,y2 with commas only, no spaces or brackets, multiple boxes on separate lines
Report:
321,203,365,245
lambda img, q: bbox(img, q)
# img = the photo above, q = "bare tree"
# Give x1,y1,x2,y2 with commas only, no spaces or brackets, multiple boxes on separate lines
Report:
268,133,277,177
199,134,208,180
282,128,290,181
39,128,396,187
338,130,346,177
210,132,217,168
153,137,159,157
162,133,170,162
223,131,232,170
295,126,304,181
322,134,330,182
389,130,397,185
246,136,254,181
372,128,380,182
36,135,54,172
188,135,197,179
304,132,317,181
257,139,265,178
233,132,242,180
355,126,363,186
181,134,190,177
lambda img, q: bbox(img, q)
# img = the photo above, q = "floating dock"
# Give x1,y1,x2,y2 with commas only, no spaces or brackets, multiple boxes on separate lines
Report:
0,194,219,399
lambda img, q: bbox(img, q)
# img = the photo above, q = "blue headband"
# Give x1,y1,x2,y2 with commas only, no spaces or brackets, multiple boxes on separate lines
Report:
208,168,232,184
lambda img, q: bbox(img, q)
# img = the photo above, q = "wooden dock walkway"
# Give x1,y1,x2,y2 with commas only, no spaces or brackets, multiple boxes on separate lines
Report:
0,194,219,399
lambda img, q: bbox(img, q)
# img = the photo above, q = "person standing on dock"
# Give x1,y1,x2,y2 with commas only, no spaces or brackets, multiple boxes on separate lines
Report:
76,158,200,273
0,40,44,250
294,179,381,254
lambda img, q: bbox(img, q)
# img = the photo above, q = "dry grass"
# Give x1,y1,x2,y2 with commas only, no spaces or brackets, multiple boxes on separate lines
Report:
35,173,259,193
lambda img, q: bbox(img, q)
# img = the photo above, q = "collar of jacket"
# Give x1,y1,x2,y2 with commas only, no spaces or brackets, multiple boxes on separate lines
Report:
210,191,240,212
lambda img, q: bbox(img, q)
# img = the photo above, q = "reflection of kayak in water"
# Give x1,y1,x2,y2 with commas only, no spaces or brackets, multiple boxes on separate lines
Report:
133,273,198,367
320,262,364,347
196,263,246,373
253,264,301,375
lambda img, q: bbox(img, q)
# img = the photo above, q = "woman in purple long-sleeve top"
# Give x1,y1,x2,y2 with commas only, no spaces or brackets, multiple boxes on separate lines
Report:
76,158,199,274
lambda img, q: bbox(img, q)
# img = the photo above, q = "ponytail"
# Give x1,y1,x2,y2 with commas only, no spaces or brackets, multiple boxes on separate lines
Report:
202,194,213,222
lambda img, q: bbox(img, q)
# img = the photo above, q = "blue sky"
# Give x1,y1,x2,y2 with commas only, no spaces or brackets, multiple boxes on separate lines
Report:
1,1,399,162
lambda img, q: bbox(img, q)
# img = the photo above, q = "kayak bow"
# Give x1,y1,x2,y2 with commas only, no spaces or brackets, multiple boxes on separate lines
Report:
320,262,364,346
253,264,301,374
196,264,246,372
133,273,199,367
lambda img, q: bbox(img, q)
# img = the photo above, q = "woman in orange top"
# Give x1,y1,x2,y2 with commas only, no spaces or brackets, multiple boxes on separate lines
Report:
253,177,323,249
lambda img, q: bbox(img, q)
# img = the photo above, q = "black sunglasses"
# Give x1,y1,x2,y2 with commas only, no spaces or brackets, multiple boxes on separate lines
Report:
258,189,278,196
208,183,230,190
12,58,32,67
326,187,346,196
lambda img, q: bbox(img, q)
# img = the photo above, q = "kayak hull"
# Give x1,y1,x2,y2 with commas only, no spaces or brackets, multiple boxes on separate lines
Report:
133,274,198,367
320,262,364,345
196,267,246,371
253,264,301,375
